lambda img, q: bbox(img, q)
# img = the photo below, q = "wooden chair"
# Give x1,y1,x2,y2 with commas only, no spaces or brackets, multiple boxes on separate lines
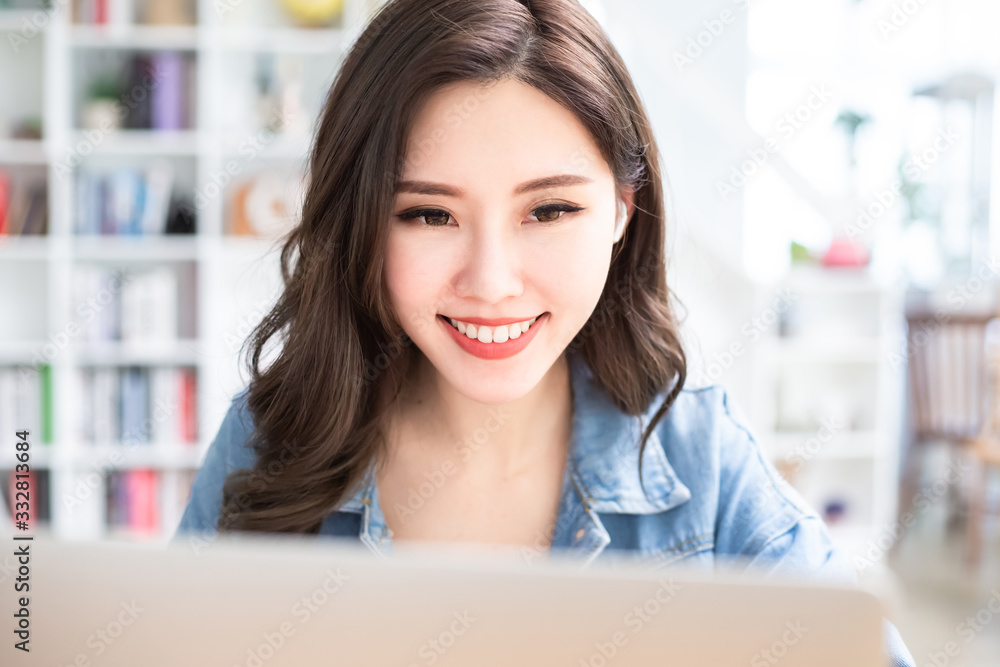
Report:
959,319,1000,567
897,311,997,566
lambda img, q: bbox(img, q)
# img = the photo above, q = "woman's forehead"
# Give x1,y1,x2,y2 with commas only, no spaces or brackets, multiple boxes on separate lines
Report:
399,79,612,188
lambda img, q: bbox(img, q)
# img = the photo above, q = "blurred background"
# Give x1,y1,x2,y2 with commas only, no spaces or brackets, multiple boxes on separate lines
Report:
0,0,998,663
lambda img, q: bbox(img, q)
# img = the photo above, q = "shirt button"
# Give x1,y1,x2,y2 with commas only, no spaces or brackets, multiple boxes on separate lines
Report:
575,529,585,540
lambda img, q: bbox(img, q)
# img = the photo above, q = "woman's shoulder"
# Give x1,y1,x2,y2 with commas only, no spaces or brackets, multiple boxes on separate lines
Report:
173,388,258,540
641,380,820,527
210,387,258,469
642,380,762,470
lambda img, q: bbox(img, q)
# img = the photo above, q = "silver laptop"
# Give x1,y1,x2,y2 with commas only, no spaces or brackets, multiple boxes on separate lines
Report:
4,533,885,666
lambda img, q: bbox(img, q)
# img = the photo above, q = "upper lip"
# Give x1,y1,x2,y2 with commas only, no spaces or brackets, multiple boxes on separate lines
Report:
442,313,544,326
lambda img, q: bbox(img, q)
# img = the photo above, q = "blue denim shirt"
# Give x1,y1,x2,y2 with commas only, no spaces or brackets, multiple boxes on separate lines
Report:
175,350,915,666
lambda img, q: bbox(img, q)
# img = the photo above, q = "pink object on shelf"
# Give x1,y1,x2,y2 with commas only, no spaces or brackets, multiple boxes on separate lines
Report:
821,237,869,268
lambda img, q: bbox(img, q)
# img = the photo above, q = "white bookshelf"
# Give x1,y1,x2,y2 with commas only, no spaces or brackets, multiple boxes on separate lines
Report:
747,264,908,569
0,0,388,542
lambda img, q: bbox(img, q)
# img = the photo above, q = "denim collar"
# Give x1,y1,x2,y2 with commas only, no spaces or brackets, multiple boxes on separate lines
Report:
337,349,692,566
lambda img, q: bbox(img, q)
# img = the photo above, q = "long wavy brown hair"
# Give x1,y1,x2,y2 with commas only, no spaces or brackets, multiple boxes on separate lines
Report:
218,0,688,533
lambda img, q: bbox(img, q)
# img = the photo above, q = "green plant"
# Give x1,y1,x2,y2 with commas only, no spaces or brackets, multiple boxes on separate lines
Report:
87,75,121,102
896,155,939,226
834,109,872,166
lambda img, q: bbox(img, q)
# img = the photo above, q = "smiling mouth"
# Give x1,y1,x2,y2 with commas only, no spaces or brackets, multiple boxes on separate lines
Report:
439,313,546,343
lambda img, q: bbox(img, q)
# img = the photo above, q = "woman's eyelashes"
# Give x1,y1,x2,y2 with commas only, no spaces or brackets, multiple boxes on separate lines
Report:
395,202,585,226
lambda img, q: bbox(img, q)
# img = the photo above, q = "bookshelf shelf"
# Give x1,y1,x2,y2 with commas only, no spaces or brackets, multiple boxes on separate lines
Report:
68,25,201,50
748,266,907,563
0,0,385,541
72,340,202,365
767,430,882,461
220,131,312,159
0,139,48,165
0,341,51,364
0,9,45,31
0,236,51,260
63,445,204,469
218,26,347,53
71,236,199,261
68,130,202,156
764,336,884,363
0,445,53,470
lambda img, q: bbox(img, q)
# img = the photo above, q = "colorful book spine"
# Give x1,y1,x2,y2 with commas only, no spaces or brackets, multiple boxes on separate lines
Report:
0,169,9,235
39,364,52,445
181,368,197,443
74,163,177,235
151,51,185,131
75,366,197,445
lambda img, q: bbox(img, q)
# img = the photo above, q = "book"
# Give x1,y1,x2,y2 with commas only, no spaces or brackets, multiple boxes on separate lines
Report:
76,365,197,445
74,163,177,235
107,469,161,535
181,367,197,443
119,267,179,343
123,54,154,130
0,169,9,235
39,364,52,444
0,176,47,236
119,366,149,445
151,51,185,131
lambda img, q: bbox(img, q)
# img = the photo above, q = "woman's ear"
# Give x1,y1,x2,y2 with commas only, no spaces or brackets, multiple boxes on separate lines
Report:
613,187,636,243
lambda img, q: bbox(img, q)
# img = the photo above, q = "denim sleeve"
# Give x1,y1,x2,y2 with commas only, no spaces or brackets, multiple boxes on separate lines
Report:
712,388,916,667
172,389,256,544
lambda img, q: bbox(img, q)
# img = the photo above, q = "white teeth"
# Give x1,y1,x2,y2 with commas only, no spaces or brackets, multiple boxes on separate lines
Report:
447,315,542,343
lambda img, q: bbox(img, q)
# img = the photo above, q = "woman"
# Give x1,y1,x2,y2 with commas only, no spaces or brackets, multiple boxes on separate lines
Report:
177,1,914,664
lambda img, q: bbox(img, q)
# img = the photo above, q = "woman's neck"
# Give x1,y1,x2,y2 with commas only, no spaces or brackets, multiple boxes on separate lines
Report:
386,353,573,478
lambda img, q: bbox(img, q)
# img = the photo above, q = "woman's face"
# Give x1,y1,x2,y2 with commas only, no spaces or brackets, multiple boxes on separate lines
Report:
384,78,632,404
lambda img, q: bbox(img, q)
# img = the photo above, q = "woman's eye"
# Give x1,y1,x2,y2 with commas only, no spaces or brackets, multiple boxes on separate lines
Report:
396,203,584,226
530,203,584,223
397,208,452,226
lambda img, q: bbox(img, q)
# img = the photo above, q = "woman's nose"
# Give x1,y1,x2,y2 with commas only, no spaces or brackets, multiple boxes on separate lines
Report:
453,218,525,304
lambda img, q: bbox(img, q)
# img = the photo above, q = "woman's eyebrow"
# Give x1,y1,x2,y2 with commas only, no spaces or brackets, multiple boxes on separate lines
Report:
395,174,594,197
